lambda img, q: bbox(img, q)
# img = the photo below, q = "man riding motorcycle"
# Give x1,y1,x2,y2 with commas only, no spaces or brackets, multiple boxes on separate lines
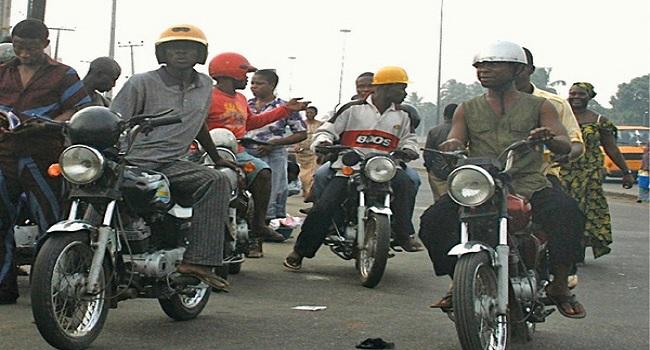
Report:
283,66,421,270
419,41,586,319
110,24,234,290
206,52,310,258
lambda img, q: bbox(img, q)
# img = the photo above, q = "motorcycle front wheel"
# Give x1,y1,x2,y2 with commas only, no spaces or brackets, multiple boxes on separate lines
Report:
31,232,110,350
159,284,211,321
453,252,508,350
356,212,390,288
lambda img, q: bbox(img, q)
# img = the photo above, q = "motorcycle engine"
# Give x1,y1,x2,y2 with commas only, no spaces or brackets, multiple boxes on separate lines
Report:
510,270,538,302
129,247,185,278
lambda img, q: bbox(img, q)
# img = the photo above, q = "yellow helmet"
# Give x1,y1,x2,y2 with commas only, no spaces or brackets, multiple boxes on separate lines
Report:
155,24,208,64
372,66,410,85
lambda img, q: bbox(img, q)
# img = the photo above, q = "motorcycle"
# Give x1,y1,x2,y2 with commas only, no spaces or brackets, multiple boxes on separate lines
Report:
30,109,238,350
424,138,557,349
315,145,409,288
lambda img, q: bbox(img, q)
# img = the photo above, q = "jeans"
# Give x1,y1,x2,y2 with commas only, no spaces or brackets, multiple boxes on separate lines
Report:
247,147,288,219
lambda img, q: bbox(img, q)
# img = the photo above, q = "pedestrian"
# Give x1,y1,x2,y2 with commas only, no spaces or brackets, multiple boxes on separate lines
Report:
0,19,91,304
206,52,309,257
560,82,635,260
110,24,235,291
423,103,457,202
421,41,585,318
515,47,586,288
82,57,121,107
284,65,423,271
246,69,307,224
294,106,322,199
638,143,650,203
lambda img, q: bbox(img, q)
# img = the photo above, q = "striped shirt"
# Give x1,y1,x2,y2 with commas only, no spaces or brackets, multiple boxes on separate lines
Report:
0,56,90,157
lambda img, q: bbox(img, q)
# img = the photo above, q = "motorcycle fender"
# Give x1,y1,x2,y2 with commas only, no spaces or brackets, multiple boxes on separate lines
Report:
168,204,192,218
448,241,496,263
367,206,392,216
46,220,96,235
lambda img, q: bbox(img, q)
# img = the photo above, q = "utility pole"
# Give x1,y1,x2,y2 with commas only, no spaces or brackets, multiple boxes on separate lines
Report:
337,28,351,107
287,56,296,95
26,0,46,21
0,0,12,39
49,26,74,61
118,40,143,76
108,0,116,58
434,0,445,126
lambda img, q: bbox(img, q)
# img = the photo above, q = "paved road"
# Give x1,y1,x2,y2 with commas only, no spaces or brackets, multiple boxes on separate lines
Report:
1,188,647,349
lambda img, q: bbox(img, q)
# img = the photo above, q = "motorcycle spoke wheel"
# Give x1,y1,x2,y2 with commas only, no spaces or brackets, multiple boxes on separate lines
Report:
31,233,110,350
357,213,390,288
453,252,508,350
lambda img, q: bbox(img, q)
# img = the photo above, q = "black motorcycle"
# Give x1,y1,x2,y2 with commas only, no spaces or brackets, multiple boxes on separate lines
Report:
424,139,558,349
30,107,237,350
316,145,410,288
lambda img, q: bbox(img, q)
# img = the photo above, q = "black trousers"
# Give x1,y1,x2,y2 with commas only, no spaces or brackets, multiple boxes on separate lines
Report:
294,169,416,258
419,186,584,276
0,154,63,299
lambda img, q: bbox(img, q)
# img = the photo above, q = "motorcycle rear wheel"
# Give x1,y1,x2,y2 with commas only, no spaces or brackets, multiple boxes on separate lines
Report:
453,252,508,350
356,212,390,288
31,232,110,350
159,285,211,321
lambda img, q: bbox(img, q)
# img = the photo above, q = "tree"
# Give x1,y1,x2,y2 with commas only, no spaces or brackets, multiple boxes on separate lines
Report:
404,92,436,136
439,79,484,107
609,74,649,126
531,67,565,94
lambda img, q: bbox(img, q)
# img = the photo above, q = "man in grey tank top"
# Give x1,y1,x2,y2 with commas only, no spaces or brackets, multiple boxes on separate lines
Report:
420,41,586,319
111,24,236,291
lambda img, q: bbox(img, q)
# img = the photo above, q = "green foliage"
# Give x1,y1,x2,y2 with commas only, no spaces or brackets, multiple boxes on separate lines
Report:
405,92,436,136
609,74,649,126
439,79,484,107
531,67,565,94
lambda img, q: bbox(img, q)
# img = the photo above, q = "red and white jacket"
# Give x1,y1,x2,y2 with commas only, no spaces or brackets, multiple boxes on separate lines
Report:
312,96,418,168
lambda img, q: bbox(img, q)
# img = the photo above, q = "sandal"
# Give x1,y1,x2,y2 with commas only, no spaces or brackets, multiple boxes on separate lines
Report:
547,293,586,319
177,263,230,292
283,251,303,271
429,292,453,310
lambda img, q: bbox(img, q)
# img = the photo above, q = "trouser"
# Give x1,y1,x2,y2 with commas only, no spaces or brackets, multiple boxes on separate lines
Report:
311,161,420,201
0,154,63,298
419,186,584,276
251,147,288,219
427,171,448,203
294,169,416,258
156,160,231,266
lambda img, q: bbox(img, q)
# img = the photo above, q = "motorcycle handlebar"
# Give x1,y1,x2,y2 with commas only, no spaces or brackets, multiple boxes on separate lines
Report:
147,115,182,127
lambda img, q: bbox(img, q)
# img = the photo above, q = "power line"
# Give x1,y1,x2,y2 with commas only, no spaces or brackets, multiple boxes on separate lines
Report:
118,40,143,76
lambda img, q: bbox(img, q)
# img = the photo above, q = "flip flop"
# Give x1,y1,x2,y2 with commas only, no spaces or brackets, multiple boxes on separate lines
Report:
177,264,230,292
283,256,302,271
547,293,586,319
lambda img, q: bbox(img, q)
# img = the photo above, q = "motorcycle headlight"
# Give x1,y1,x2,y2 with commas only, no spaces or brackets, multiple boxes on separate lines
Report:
448,165,495,206
364,156,396,183
59,145,105,184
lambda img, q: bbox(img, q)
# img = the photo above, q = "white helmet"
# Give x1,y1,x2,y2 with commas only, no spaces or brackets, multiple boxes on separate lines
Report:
472,41,526,66
209,128,237,153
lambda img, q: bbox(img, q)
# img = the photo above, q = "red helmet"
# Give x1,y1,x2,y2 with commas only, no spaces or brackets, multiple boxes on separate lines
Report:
208,52,257,80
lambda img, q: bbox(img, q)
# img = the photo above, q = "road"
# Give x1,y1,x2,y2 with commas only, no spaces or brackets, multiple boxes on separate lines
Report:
1,183,648,349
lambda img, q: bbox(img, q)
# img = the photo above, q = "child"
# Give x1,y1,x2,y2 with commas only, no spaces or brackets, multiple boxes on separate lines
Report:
637,142,649,203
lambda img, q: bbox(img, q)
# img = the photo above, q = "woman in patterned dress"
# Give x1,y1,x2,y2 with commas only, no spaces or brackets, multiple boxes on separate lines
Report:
560,82,635,259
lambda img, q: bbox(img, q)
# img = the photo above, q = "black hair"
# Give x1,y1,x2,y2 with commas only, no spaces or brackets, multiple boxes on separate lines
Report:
89,56,121,75
11,19,49,40
443,103,458,120
255,69,279,88
522,47,534,67
357,72,374,79
306,106,318,114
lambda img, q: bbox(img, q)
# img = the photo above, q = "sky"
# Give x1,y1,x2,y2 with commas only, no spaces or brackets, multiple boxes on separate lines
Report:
8,0,650,114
